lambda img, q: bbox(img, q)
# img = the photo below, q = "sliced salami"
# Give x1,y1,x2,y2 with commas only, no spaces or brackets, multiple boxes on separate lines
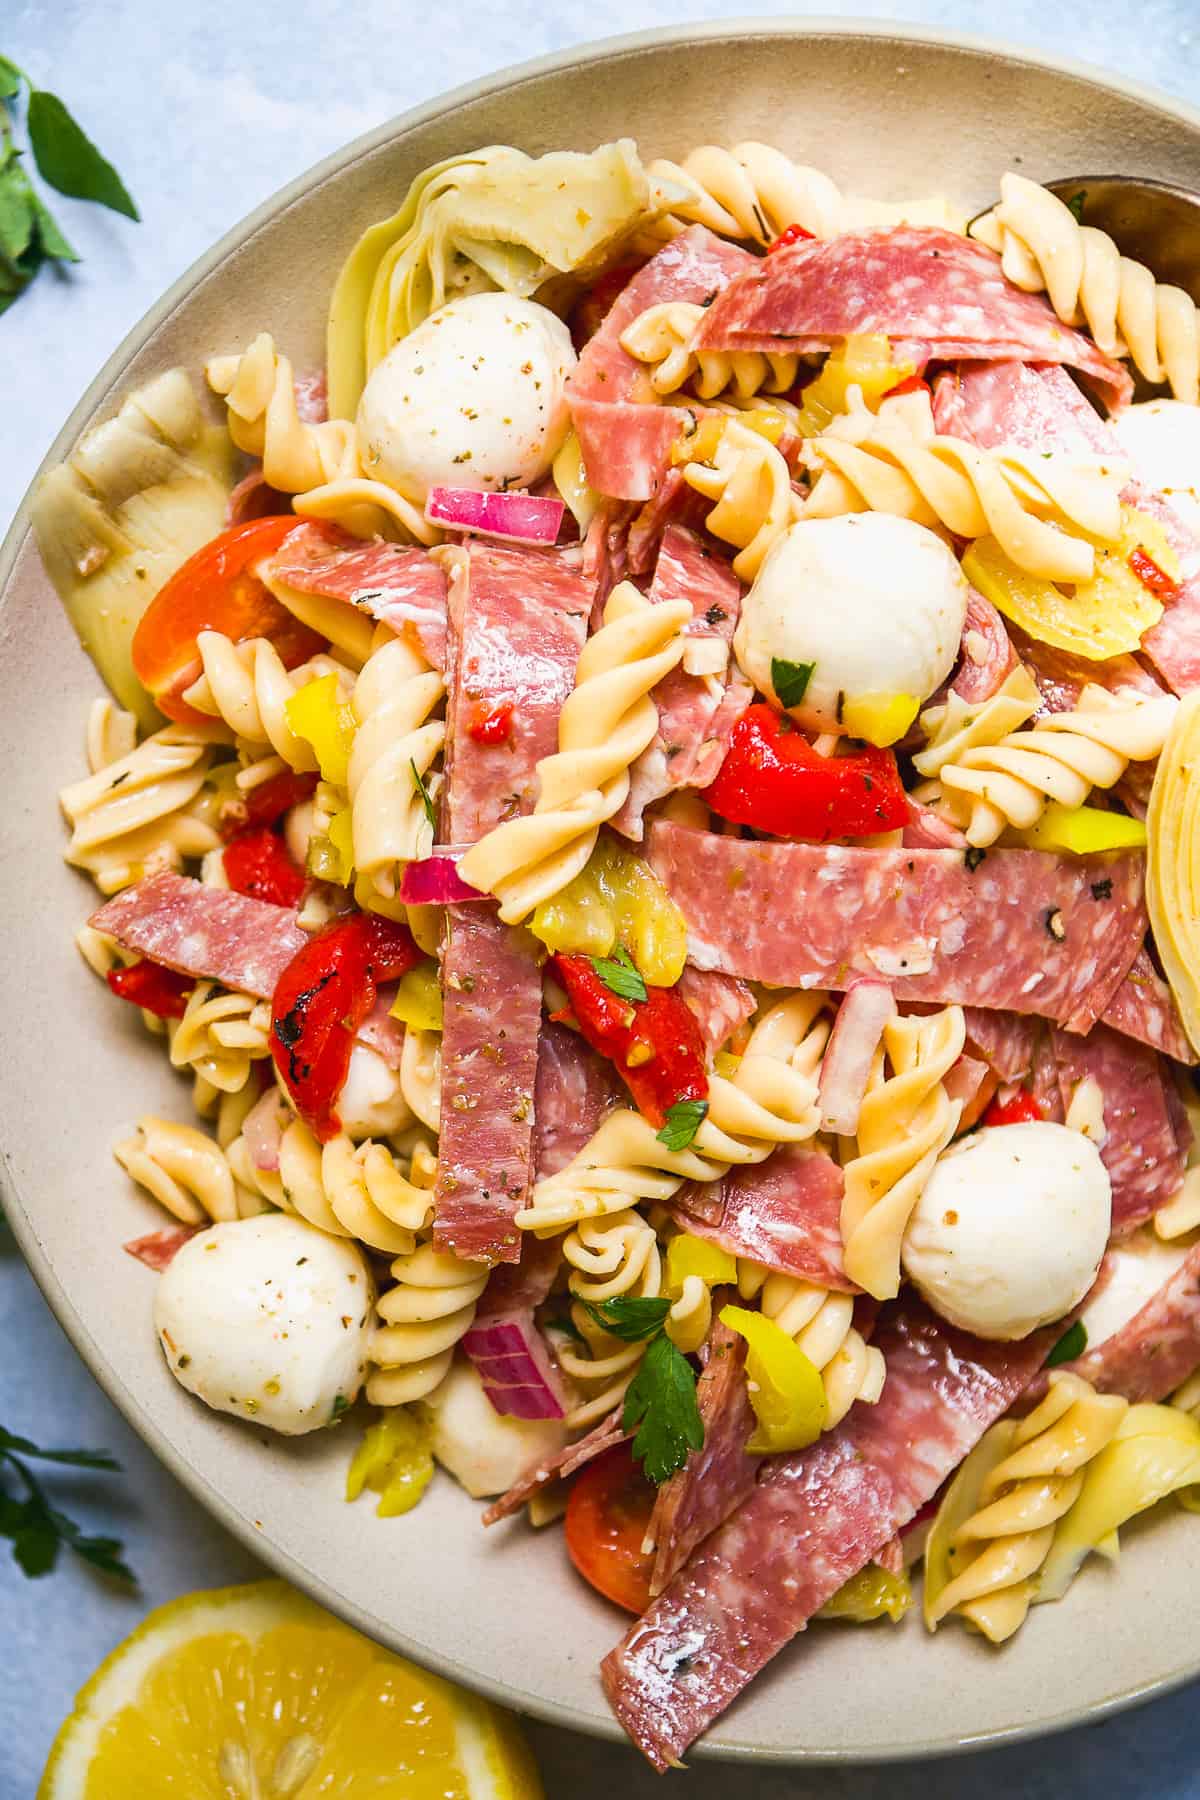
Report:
1054,1239,1200,1402
123,1225,200,1271
568,227,756,501
91,871,306,999
1028,1026,1066,1123
1102,948,1197,1066
1051,1025,1186,1233
482,1410,627,1526
677,965,756,1057
601,1299,1052,1769
673,1144,852,1290
647,1304,757,1596
262,522,449,670
646,823,1146,1035
693,229,1131,407
610,528,748,840
532,1020,622,1179
951,587,1017,703
962,1008,1038,1083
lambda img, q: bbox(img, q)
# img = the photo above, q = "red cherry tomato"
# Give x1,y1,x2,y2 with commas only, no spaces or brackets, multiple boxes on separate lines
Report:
982,1089,1045,1128
131,516,326,722
565,1444,657,1615
223,827,306,908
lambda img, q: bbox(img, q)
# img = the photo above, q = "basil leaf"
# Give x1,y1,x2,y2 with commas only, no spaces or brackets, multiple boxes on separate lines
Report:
623,1334,705,1485
0,57,23,101
409,759,437,832
590,944,647,1005
771,656,815,709
1045,1319,1087,1367
656,1098,709,1151
0,148,36,270
29,190,77,263
26,88,139,220
581,1295,671,1343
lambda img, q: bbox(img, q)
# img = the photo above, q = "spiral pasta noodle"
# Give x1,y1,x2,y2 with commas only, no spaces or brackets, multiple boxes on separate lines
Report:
207,332,435,543
59,720,226,894
619,301,800,401
233,1114,435,1255
970,174,1200,404
348,635,445,898
841,1007,965,1300
399,1028,441,1133
85,697,136,775
926,1372,1128,1642
114,1117,261,1225
366,1243,489,1406
736,1262,886,1430
459,581,691,921
800,389,1126,583
167,981,273,1101
679,418,801,582
183,635,349,771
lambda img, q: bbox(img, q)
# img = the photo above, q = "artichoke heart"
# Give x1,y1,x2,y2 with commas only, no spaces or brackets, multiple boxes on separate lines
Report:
1147,689,1200,1056
32,368,235,731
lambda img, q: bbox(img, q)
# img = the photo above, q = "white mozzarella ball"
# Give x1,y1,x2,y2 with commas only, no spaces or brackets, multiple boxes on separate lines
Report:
421,1359,566,1498
335,1041,413,1140
733,514,968,732
1078,1228,1191,1351
356,293,576,505
1114,400,1200,538
901,1122,1111,1340
154,1213,373,1435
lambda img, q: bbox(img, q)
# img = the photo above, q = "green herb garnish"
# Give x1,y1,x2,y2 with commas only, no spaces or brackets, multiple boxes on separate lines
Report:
328,1394,350,1425
622,1335,705,1485
589,944,647,1005
410,759,437,832
1065,190,1087,225
0,1425,135,1582
581,1295,671,1342
1045,1319,1087,1367
771,656,815,709
656,1098,709,1151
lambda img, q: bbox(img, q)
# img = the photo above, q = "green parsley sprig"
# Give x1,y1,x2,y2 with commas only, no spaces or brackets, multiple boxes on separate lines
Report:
771,656,815,710
656,1098,708,1151
0,1425,136,1582
589,944,647,1005
0,55,138,317
1045,1319,1087,1367
582,1296,704,1484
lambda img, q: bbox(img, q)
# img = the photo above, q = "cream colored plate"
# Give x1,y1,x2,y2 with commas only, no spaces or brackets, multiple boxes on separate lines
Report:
3,20,1200,1765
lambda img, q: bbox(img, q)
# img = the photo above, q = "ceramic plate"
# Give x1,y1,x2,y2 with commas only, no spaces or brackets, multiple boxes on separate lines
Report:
4,20,1200,1764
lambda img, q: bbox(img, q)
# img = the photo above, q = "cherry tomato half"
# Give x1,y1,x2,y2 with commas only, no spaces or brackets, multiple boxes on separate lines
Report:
565,1443,657,1615
131,516,326,722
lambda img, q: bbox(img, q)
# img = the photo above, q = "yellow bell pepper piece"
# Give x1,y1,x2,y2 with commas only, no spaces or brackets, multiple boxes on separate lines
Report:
666,1233,737,1296
841,691,921,748
1023,802,1147,856
672,414,726,468
731,406,790,447
793,335,912,438
390,958,444,1033
530,832,688,986
284,673,357,786
720,1304,827,1453
327,805,356,885
1148,690,1200,1058
963,508,1175,662
817,1562,913,1623
345,1410,435,1518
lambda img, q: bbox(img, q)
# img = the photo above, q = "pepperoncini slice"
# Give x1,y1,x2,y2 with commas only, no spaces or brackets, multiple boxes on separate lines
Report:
530,831,688,986
666,1233,737,1296
1023,802,1148,856
720,1304,827,1453
841,691,921,748
793,335,912,438
390,958,444,1033
345,1410,435,1518
818,1561,913,1623
285,672,357,785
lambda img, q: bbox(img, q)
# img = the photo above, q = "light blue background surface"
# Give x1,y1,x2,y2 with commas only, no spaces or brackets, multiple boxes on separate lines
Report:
3,4,1200,1794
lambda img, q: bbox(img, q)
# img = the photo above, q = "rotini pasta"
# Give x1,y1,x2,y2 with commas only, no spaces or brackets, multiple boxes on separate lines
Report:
85,696,137,775
348,634,445,898
971,173,1200,404
679,418,801,581
182,634,349,771
59,719,227,894
366,1243,489,1406
458,581,691,921
925,1372,1127,1642
114,1116,261,1225
167,980,272,1099
736,1261,886,1429
841,1007,965,1300
246,1116,436,1255
619,300,800,401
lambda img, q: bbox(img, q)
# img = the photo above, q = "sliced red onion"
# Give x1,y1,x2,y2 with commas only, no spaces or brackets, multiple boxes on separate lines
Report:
944,1053,995,1131
818,978,896,1136
462,1309,566,1420
398,853,485,907
241,1088,291,1172
123,1226,200,1271
425,486,564,545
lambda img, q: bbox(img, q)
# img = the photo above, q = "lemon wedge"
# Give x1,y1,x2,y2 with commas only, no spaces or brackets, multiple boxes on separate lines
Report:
40,1579,543,1799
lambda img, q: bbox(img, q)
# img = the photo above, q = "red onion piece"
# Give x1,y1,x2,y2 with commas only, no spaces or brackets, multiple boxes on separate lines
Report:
398,853,485,906
425,486,564,545
818,979,897,1136
123,1226,200,1271
944,1053,996,1131
241,1088,291,1172
462,1309,567,1420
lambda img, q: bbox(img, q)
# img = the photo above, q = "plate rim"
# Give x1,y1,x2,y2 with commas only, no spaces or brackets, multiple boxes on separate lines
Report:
4,14,1200,1765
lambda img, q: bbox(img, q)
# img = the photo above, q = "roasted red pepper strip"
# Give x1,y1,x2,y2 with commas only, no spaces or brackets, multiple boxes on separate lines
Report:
106,959,193,1019
766,222,816,253
552,953,707,1128
886,373,931,399
1129,545,1181,603
704,704,909,841
270,912,421,1141
220,770,319,839
982,1089,1045,1127
223,827,306,909
468,700,515,746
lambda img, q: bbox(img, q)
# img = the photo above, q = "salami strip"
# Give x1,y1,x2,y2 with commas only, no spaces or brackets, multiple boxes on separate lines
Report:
1054,1240,1200,1402
532,1020,622,1179
263,522,449,670
903,797,967,850
1051,1025,1186,1233
646,823,1146,1035
482,1411,627,1526
581,499,636,625
568,227,756,501
1028,1026,1066,1123
951,587,1017,703
1102,948,1197,1065
673,1145,852,1290
601,1299,1052,1769
626,469,712,579
434,544,591,1265
123,1225,199,1271
473,1232,563,1319
611,528,749,840
677,966,756,1057
648,1305,757,1596
962,1008,1038,1083
91,871,306,999
693,229,1131,407
933,360,1200,695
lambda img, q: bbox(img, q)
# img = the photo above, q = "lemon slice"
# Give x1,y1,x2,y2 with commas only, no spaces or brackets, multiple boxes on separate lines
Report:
40,1579,543,1799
